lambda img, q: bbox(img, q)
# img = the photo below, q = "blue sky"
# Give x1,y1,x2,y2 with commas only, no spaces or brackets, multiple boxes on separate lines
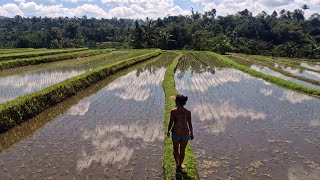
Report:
0,0,319,19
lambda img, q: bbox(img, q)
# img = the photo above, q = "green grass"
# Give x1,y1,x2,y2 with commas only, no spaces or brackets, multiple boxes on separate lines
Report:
0,48,87,61
0,51,161,133
212,53,320,97
162,53,198,180
0,49,112,70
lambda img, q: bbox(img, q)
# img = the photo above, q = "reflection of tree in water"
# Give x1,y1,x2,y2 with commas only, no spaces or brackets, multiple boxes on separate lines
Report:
176,53,216,78
136,52,177,76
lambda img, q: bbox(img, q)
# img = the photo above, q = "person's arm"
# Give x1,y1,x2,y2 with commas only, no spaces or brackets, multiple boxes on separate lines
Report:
167,110,174,137
187,111,194,139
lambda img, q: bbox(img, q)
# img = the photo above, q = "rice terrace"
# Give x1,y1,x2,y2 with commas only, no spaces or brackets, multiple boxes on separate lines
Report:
1,1,320,179
0,47,319,180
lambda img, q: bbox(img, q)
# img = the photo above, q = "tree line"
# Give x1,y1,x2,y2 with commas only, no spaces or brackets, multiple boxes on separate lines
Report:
0,5,320,58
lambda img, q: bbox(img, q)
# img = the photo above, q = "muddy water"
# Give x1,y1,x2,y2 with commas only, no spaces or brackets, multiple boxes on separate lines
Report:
0,53,176,179
0,50,151,104
175,56,320,179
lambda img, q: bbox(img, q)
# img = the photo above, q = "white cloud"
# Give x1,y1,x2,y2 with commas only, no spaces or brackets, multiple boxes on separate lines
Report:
0,3,24,17
1,0,188,19
191,0,320,17
107,0,189,19
63,0,94,3
2,0,320,18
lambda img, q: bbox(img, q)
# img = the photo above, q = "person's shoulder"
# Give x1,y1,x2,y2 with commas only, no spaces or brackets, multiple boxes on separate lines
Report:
184,108,191,114
171,108,178,113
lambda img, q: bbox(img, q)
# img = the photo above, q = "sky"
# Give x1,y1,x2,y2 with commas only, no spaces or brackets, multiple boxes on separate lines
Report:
0,0,319,19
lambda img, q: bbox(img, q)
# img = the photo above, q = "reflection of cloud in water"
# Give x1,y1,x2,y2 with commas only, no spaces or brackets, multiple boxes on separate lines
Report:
106,68,165,101
0,70,85,103
301,63,320,71
193,102,266,133
77,122,163,171
309,119,320,127
260,88,273,96
176,69,245,92
280,90,313,104
251,65,319,89
288,165,320,180
67,101,91,116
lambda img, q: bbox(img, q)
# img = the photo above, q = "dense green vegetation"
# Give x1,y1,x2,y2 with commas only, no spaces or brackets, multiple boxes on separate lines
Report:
162,53,198,180
0,51,160,133
1,6,320,58
213,53,320,97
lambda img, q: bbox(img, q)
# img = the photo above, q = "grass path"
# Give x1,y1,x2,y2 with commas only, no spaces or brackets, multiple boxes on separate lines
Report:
162,53,198,180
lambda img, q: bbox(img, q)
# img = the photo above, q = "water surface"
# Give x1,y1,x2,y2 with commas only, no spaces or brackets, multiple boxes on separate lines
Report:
0,50,151,104
0,53,176,179
175,55,320,179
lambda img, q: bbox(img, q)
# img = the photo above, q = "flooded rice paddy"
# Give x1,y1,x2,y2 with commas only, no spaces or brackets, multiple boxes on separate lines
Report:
175,52,320,179
230,56,320,89
250,65,320,89
274,64,320,82
0,50,151,104
0,53,176,179
301,63,320,71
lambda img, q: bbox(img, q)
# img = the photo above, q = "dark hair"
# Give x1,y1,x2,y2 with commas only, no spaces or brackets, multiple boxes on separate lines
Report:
175,94,188,106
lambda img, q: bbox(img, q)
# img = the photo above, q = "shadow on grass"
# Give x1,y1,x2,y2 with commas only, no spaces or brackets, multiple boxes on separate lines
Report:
175,169,193,180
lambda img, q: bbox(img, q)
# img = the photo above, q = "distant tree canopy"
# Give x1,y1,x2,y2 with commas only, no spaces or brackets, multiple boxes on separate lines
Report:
0,6,320,58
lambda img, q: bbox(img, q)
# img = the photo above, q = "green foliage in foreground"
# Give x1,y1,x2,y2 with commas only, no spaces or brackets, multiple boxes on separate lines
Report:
213,53,320,97
0,48,87,61
162,54,198,180
0,49,111,70
0,51,161,133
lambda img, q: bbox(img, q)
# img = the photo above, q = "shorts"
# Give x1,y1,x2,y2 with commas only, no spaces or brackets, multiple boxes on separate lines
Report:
172,132,190,141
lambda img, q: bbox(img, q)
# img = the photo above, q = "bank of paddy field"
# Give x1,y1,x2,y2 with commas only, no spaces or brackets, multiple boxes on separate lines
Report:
0,49,319,179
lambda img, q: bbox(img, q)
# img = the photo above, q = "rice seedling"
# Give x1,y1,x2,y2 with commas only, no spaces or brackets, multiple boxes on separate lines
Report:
0,48,87,61
0,50,156,104
0,52,179,179
231,55,320,88
214,53,320,97
0,51,160,132
0,49,112,70
174,52,320,179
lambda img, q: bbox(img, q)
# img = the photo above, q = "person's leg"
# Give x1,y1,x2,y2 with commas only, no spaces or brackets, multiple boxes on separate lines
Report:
179,140,188,167
173,140,180,167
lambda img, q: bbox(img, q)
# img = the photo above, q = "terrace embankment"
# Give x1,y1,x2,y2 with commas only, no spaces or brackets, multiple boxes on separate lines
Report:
230,55,320,89
0,52,176,179
214,53,320,97
0,49,112,70
0,50,153,104
175,51,320,179
162,52,198,180
0,48,87,61
0,51,160,133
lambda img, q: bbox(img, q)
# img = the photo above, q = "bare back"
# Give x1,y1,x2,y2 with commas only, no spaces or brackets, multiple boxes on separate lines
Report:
171,107,191,136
